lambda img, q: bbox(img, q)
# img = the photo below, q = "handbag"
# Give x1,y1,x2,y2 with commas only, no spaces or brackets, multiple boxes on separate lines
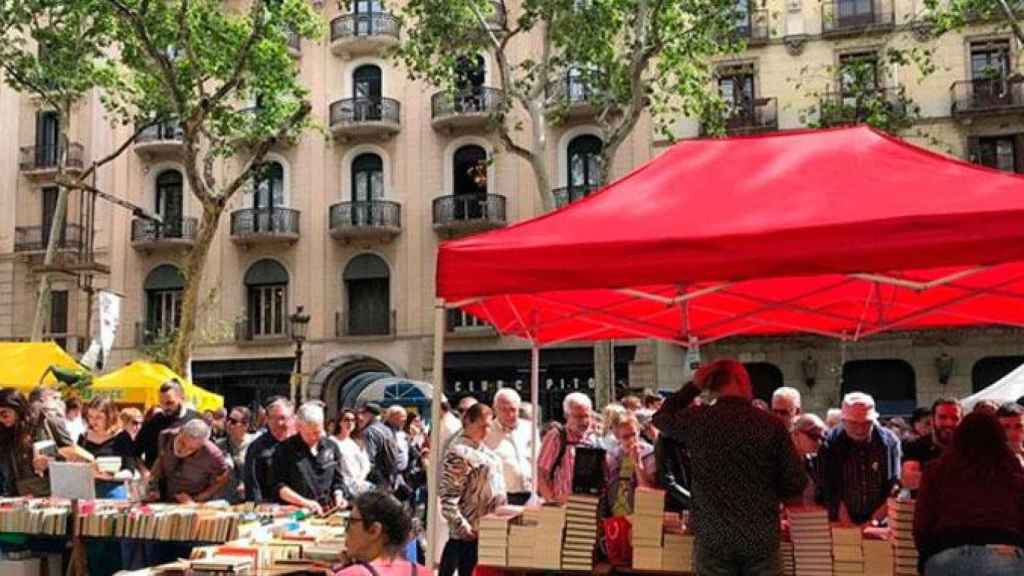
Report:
601,515,633,567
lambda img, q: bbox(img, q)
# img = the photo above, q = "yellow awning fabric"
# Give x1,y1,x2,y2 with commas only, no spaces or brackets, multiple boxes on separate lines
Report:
90,361,224,412
0,342,81,391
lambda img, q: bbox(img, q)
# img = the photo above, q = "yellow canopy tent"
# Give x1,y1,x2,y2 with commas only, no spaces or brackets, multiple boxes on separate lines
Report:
89,361,224,412
0,342,82,391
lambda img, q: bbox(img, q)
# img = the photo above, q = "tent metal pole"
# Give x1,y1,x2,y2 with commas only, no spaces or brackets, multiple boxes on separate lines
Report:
427,300,446,568
531,344,540,501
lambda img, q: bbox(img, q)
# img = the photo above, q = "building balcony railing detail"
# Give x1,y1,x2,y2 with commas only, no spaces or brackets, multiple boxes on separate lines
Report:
229,207,300,245
432,194,507,235
818,85,907,127
329,97,401,139
552,185,598,209
14,223,85,253
329,12,401,57
130,217,198,251
135,121,184,156
700,97,779,136
735,9,771,45
951,77,1024,118
821,0,894,37
335,309,396,338
329,200,402,242
19,143,85,177
431,87,504,131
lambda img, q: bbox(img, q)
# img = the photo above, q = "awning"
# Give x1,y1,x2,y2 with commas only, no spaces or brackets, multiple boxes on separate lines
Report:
90,361,223,411
0,342,81,391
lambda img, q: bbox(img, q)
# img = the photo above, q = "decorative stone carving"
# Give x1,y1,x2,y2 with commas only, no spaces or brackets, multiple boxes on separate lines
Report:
784,34,808,56
910,20,934,42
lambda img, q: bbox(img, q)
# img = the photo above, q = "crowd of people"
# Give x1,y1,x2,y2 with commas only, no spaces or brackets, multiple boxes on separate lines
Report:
1,359,1023,576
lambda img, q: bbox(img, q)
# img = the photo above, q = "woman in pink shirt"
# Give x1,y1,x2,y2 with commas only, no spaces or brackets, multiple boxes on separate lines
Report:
336,492,432,576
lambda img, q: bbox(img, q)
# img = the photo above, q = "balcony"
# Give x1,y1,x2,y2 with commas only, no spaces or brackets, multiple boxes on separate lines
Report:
135,321,174,347
329,201,402,242
329,12,401,58
700,97,779,136
951,78,1024,119
431,87,504,132
432,194,507,235
130,217,198,252
547,77,603,119
234,318,291,344
329,97,401,140
446,308,498,337
735,9,771,45
229,207,300,246
818,86,907,127
14,224,85,253
821,0,894,37
19,144,85,178
134,121,184,157
553,185,598,209
335,309,397,338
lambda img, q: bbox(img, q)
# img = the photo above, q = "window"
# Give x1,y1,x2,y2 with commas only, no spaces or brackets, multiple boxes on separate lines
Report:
835,0,876,28
48,290,68,336
453,145,488,219
344,254,390,336
156,170,184,235
254,162,285,210
454,55,486,112
972,136,1018,172
448,309,488,331
718,65,756,115
244,259,289,338
352,65,384,121
972,355,1024,394
352,153,384,202
841,359,917,416
839,52,879,95
567,134,603,190
144,265,185,339
734,0,751,35
35,111,60,167
971,40,1010,81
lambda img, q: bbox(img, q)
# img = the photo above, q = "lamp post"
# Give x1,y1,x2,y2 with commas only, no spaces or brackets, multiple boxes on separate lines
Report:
289,305,311,403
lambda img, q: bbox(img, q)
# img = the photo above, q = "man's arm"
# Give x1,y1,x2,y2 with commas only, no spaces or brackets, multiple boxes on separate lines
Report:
651,382,702,443
655,437,691,510
775,425,809,502
242,441,262,503
535,428,560,502
439,450,474,540
195,446,231,503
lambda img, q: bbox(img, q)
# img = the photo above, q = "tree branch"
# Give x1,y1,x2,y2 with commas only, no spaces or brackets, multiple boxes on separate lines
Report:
204,0,268,110
78,118,164,181
105,0,186,108
219,102,311,202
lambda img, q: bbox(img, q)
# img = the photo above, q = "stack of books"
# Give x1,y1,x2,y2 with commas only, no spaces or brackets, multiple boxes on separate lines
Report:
661,529,694,572
631,488,666,570
75,502,241,541
862,539,895,576
188,556,253,576
562,495,599,570
888,498,919,576
507,505,565,569
0,499,70,536
478,506,522,567
788,507,833,576
780,540,796,576
832,527,864,576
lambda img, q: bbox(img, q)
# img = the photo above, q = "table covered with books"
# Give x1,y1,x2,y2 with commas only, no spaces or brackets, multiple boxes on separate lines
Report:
0,497,351,576
476,489,921,576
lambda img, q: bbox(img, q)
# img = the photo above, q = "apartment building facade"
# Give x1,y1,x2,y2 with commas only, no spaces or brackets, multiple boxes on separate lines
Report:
2,0,1023,417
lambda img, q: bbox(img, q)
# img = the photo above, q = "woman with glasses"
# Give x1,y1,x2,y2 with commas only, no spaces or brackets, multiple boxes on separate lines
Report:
332,409,373,498
337,491,431,576
215,407,254,503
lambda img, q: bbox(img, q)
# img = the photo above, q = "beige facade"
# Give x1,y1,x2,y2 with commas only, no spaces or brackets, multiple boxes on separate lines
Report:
2,0,1024,416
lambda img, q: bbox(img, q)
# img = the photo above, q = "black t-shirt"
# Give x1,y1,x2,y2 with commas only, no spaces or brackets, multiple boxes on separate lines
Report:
271,434,345,507
902,434,944,468
78,430,136,471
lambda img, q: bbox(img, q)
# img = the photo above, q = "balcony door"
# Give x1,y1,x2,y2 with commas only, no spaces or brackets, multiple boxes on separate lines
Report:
567,134,603,196
344,254,390,336
352,153,384,225
144,265,184,340
971,135,1020,173
253,162,285,232
970,40,1011,107
838,52,879,110
245,259,288,338
719,69,755,126
353,65,383,122
836,0,875,28
35,111,60,167
354,0,385,35
453,145,488,220
454,55,486,112
155,170,184,237
734,0,751,36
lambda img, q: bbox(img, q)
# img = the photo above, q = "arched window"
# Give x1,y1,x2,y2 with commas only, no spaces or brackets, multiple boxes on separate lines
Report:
244,259,289,338
352,153,384,202
144,265,184,340
453,145,488,220
841,359,917,416
567,134,603,191
155,170,184,234
344,254,390,336
454,55,486,112
745,362,784,402
972,356,1024,394
353,65,383,121
254,162,285,210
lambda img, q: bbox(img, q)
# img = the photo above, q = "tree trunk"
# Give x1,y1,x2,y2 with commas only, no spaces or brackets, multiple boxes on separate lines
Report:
526,100,556,212
30,128,73,341
169,203,223,375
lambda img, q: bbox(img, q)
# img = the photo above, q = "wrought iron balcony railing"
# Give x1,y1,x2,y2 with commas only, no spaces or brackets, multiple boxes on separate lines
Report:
335,309,396,337
330,12,401,42
329,201,402,238
431,87,504,120
951,77,1024,116
230,208,300,240
131,217,198,246
701,97,779,136
19,143,85,172
329,97,401,128
552,185,599,208
821,0,894,35
432,194,507,231
14,223,85,252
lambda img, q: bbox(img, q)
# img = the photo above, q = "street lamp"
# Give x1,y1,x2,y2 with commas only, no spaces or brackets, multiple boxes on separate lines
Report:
289,305,311,402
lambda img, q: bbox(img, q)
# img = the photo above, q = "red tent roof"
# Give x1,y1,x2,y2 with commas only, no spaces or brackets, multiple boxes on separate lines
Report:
436,126,1024,345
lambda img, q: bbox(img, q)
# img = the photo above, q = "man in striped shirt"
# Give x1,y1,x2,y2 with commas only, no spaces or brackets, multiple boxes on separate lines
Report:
537,392,597,504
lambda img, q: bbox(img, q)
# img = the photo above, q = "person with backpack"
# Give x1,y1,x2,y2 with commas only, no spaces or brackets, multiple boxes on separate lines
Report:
357,402,402,492
537,392,597,504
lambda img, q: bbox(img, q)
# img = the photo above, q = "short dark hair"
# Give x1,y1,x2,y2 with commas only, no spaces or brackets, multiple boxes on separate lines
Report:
353,491,412,551
230,407,252,423
910,407,931,425
932,396,962,414
997,402,1024,418
464,402,493,424
65,397,82,412
159,379,184,396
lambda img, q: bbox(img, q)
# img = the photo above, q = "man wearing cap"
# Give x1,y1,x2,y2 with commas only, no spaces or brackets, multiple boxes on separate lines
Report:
902,397,961,470
357,402,400,491
818,392,902,525
653,360,806,575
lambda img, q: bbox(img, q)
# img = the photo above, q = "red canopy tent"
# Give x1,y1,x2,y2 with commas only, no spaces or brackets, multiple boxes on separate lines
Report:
436,126,1024,345
425,125,1024,562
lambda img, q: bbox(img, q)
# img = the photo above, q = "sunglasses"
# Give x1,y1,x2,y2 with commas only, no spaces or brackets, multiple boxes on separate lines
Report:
343,514,366,530
228,418,247,425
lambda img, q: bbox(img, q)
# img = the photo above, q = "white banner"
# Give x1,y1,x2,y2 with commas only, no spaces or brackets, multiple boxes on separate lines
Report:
97,290,122,365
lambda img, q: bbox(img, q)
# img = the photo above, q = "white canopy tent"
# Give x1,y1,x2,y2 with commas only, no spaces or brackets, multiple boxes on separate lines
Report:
962,361,1024,410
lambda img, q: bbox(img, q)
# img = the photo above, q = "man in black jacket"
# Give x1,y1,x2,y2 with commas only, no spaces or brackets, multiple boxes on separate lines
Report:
244,396,295,502
134,380,199,471
655,433,692,512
